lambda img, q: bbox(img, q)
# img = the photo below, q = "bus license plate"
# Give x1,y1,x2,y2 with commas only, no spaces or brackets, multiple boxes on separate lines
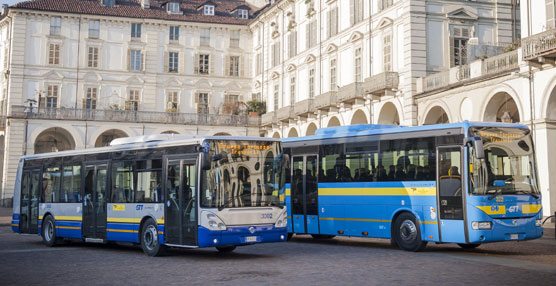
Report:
245,236,258,243
510,234,518,240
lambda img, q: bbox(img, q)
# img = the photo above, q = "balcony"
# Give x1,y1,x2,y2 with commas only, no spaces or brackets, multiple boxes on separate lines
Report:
313,91,337,110
276,106,294,121
417,50,518,94
523,28,556,63
293,99,314,117
337,82,364,104
261,111,276,126
363,72,399,96
9,105,260,127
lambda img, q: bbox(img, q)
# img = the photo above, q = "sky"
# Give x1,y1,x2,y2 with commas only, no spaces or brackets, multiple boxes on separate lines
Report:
1,0,24,7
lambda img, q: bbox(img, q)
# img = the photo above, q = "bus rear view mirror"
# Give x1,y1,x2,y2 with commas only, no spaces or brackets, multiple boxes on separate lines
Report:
473,137,485,159
211,154,223,162
201,152,211,170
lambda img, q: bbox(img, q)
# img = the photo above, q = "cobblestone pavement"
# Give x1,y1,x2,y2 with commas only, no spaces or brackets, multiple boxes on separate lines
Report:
1,226,556,285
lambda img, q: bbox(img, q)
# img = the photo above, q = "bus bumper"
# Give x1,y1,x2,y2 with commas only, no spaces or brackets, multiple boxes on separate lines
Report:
197,225,288,248
467,216,543,243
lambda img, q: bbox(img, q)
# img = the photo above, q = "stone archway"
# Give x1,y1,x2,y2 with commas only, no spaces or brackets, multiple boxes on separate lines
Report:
424,106,450,125
327,116,341,127
483,92,520,123
547,88,556,120
213,132,232,136
94,129,128,147
350,109,368,125
272,132,281,138
287,128,299,138
306,123,318,136
377,102,400,125
34,127,76,154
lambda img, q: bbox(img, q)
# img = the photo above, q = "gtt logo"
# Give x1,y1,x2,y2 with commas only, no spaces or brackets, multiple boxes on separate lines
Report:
507,206,519,213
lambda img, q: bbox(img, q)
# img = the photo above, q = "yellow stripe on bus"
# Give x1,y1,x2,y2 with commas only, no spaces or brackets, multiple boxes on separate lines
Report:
477,205,506,215
56,226,81,230
106,229,138,233
285,189,291,196
319,187,436,196
11,224,19,227
107,218,165,224
318,217,438,225
522,204,542,214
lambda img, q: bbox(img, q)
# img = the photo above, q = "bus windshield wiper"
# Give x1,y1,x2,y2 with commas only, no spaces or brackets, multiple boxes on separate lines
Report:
218,198,235,211
488,189,503,200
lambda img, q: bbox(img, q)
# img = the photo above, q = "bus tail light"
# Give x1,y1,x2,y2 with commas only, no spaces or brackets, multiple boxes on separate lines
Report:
472,221,492,230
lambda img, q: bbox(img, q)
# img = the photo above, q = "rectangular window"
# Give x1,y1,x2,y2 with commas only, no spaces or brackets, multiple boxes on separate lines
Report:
204,5,215,16
288,31,297,58
131,23,142,39
61,165,81,203
272,42,280,67
383,34,392,72
50,17,61,35
330,58,337,91
89,20,100,39
290,76,296,105
168,52,179,72
229,56,240,77
350,0,363,25
548,0,556,29
355,47,362,82
224,94,239,104
48,43,60,65
168,2,180,13
200,28,210,46
111,161,134,203
169,26,179,41
88,47,98,68
451,27,470,67
256,52,262,75
103,0,114,7
84,87,97,109
309,68,315,98
46,84,58,108
198,54,210,74
238,9,248,19
126,90,140,111
43,167,61,203
380,0,394,11
130,50,142,71
306,21,317,49
230,30,240,48
274,84,279,111
328,7,338,39
135,160,162,203
167,91,178,111
197,93,209,114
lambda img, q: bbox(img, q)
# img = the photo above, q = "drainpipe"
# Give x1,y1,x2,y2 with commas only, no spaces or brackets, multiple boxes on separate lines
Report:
75,15,82,109
368,0,373,124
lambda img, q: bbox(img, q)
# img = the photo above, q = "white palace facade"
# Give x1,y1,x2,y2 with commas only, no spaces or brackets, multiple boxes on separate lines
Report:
0,0,555,217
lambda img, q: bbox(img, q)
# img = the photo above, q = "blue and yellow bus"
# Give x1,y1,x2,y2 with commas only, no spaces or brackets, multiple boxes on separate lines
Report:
282,122,543,251
12,135,288,256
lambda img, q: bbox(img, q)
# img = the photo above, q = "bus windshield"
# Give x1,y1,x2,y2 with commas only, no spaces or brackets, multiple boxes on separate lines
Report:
201,140,284,208
469,127,539,196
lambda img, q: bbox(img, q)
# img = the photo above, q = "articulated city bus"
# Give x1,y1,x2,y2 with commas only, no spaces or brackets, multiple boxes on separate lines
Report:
282,122,543,251
12,135,288,256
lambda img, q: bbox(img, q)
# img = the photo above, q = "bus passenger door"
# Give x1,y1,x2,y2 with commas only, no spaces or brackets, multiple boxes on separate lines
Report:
20,168,40,234
82,162,109,240
437,147,466,243
164,156,197,246
291,155,319,234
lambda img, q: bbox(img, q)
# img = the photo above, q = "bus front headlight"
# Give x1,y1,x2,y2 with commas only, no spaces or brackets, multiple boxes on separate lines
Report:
536,219,542,227
274,208,288,228
472,221,492,230
202,211,227,231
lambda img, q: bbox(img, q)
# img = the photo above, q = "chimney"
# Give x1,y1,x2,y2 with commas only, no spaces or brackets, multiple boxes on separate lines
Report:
141,0,150,9
1,4,8,16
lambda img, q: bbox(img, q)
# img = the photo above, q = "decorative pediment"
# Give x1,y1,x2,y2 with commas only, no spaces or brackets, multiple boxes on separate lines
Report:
304,54,316,64
326,43,337,54
83,72,101,82
349,31,363,43
376,17,393,29
195,79,212,89
126,75,144,85
272,30,280,39
287,64,297,72
164,77,183,87
43,70,64,80
446,7,478,20
271,71,280,80
254,80,261,88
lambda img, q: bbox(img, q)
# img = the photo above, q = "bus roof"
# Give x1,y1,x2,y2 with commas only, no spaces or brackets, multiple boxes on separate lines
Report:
21,135,280,161
281,121,530,143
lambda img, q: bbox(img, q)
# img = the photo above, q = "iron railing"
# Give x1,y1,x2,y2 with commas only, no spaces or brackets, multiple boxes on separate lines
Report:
482,50,519,75
522,28,556,60
363,71,399,95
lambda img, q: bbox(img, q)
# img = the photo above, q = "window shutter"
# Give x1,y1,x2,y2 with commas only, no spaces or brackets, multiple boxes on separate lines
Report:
127,49,131,71
180,52,185,74
306,23,310,49
450,37,455,68
378,0,383,11
239,56,245,77
209,54,214,75
141,51,145,71
164,52,169,73
547,0,556,29
312,21,317,47
350,0,355,26
194,53,199,74
194,92,198,103
327,10,331,39
225,56,230,76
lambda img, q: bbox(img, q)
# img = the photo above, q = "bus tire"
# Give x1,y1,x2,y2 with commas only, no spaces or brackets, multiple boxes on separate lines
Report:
393,213,427,252
311,234,336,239
457,243,481,249
216,246,236,253
42,215,59,247
140,218,165,256
287,233,293,241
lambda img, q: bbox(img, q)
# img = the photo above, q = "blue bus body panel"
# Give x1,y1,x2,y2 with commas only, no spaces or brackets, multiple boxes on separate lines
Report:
306,215,319,234
197,225,287,248
439,220,466,243
106,223,139,243
292,214,305,233
11,213,19,233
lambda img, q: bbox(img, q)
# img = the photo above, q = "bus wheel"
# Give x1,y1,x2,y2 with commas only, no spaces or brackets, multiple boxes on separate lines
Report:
457,243,481,249
311,234,336,239
287,233,293,241
394,213,427,252
216,246,236,253
42,216,58,247
140,219,165,256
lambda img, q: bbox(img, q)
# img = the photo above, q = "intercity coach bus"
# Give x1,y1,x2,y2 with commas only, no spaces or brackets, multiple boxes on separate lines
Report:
282,122,543,251
12,135,288,256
